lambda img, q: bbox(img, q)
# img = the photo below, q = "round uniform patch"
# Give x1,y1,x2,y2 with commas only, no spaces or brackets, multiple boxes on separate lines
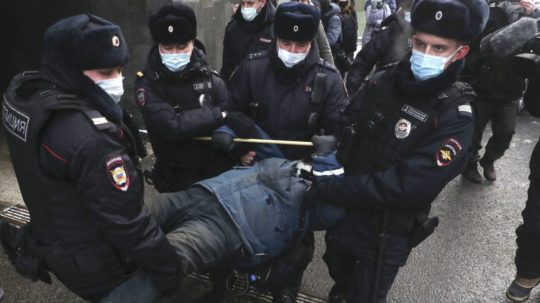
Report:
106,156,130,191
395,118,411,139
436,138,463,167
136,88,147,106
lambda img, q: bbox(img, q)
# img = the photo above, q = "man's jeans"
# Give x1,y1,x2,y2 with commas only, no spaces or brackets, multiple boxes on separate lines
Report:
99,271,160,303
146,187,243,273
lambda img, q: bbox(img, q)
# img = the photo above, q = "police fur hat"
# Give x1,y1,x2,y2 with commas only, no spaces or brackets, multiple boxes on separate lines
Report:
43,14,129,70
411,0,489,42
274,2,321,42
148,3,197,44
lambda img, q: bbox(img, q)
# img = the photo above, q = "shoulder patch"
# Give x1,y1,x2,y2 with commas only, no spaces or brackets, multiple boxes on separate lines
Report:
106,156,130,192
436,138,463,167
136,88,147,107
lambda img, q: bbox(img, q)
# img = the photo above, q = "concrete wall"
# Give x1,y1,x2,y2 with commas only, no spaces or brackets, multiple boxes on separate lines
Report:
0,0,236,120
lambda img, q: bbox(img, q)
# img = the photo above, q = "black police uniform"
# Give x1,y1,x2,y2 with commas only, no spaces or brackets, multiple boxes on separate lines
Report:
1,15,184,302
313,57,475,301
221,2,276,82
135,45,233,192
346,12,412,96
229,43,347,160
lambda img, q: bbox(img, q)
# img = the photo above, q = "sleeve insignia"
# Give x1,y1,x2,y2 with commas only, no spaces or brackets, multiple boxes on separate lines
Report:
136,88,147,106
106,156,130,191
436,138,462,167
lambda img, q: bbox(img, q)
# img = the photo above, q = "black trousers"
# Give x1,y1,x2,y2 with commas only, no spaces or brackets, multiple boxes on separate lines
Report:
323,231,410,303
515,141,540,278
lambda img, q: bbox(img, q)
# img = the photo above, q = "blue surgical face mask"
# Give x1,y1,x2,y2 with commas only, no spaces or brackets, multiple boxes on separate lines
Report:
160,51,191,72
410,47,462,81
95,76,124,103
277,47,308,68
241,5,259,21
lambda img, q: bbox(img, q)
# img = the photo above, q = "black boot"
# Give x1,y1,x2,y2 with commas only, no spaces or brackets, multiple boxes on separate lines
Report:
462,162,483,184
479,157,496,181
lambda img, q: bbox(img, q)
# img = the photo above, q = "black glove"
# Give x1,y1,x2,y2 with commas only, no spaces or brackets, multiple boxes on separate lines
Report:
312,135,338,156
225,112,256,137
212,131,235,152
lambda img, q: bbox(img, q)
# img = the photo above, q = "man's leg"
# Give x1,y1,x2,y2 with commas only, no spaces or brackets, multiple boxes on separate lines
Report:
463,98,494,183
98,271,161,303
270,232,315,303
507,179,540,302
480,99,519,181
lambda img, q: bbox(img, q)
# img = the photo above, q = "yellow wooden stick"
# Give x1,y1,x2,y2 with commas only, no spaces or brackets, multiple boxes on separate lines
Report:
194,136,313,146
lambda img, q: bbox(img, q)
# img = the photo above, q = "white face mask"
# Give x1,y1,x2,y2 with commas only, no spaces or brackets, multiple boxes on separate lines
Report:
160,50,192,72
95,76,124,103
277,47,308,68
241,4,259,21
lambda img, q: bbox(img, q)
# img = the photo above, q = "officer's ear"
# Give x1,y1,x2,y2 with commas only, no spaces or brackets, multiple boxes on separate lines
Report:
452,45,470,62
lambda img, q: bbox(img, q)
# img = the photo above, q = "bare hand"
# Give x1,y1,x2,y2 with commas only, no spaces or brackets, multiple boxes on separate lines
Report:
240,151,256,166
520,0,535,15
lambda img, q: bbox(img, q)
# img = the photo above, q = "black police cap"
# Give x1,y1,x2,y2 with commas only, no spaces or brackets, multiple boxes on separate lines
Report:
274,2,321,42
44,14,129,70
148,3,197,44
411,0,489,42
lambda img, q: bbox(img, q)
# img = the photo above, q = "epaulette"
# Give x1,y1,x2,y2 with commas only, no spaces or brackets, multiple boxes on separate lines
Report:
211,70,221,78
317,58,337,71
247,51,268,60
81,109,116,131
136,71,144,78
438,81,475,119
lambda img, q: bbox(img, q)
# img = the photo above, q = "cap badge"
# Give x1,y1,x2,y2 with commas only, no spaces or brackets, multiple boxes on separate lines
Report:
112,36,120,47
435,11,443,21
168,25,174,33
293,25,299,32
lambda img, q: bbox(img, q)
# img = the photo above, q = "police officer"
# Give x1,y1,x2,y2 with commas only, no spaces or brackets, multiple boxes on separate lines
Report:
221,0,276,81
228,3,347,302
462,0,539,183
229,2,346,162
303,0,489,301
135,3,248,193
1,15,184,302
346,0,413,96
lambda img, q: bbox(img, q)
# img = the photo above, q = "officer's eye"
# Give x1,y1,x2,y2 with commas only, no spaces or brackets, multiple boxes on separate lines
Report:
434,45,447,52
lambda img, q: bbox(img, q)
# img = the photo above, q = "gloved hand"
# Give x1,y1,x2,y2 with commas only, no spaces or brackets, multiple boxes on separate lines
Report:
225,112,255,137
212,131,235,152
312,135,338,156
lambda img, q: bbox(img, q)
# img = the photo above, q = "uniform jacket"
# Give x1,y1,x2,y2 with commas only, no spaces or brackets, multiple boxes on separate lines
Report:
322,57,475,259
3,69,183,301
346,13,412,95
228,41,347,160
135,46,232,189
221,3,276,81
